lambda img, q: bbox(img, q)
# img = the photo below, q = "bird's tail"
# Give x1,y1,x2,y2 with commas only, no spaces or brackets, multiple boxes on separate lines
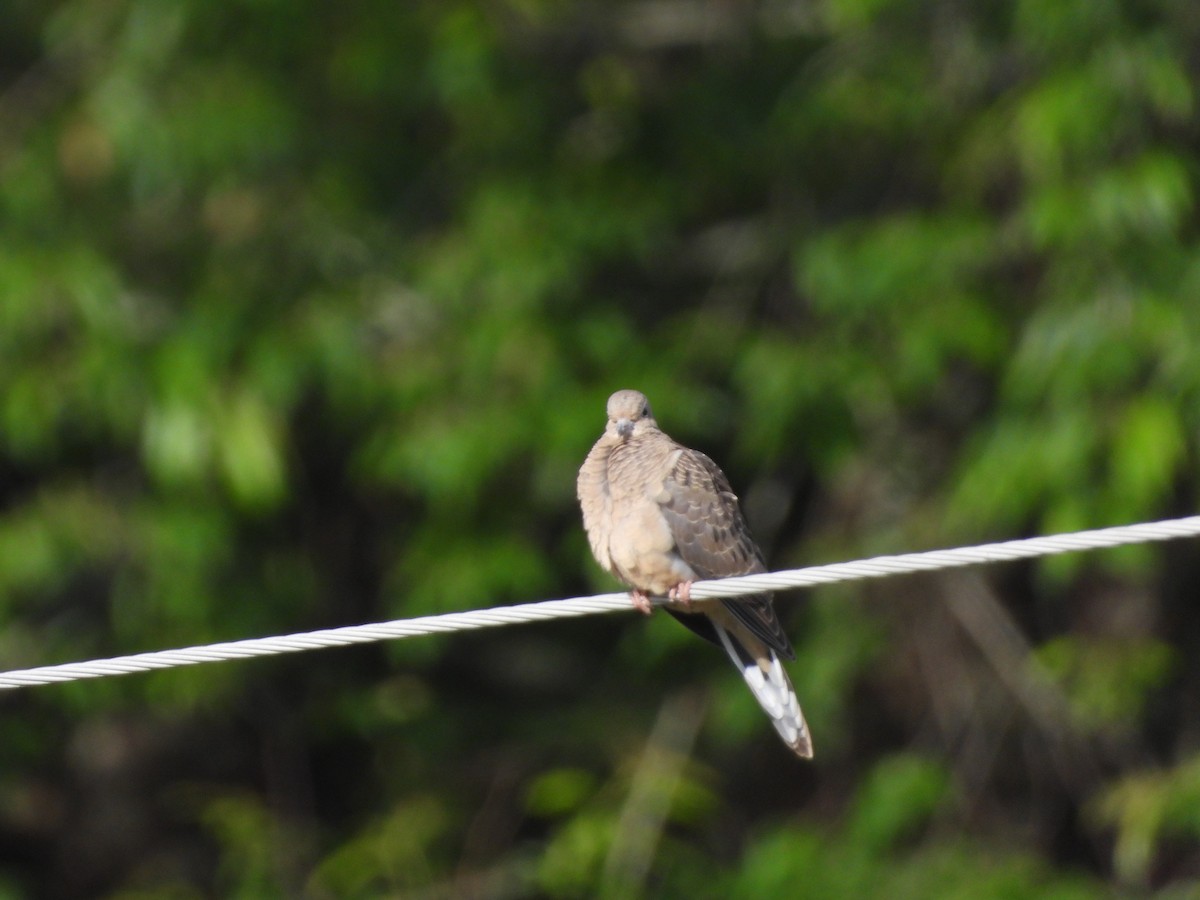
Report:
714,624,813,758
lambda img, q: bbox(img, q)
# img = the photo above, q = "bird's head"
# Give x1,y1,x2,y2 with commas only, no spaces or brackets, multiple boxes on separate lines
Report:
605,389,657,440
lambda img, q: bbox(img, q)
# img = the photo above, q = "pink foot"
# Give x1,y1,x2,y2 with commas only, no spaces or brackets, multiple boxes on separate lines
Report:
668,581,694,610
630,590,654,615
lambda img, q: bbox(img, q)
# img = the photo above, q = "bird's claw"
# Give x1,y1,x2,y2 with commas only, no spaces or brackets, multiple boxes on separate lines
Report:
668,581,694,611
630,590,654,615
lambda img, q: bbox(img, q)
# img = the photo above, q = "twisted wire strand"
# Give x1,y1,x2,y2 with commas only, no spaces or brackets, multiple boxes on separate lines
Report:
2,515,1199,690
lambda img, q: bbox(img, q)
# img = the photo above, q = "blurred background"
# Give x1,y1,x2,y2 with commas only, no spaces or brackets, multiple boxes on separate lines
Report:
3,0,1200,896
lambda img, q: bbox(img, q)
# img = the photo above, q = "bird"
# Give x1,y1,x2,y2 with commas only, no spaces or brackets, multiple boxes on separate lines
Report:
577,389,812,758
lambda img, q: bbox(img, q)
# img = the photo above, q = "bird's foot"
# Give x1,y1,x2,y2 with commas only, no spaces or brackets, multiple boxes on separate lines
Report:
668,581,694,611
630,590,654,615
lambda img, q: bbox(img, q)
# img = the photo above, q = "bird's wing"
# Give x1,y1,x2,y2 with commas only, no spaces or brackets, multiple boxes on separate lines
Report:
656,447,794,660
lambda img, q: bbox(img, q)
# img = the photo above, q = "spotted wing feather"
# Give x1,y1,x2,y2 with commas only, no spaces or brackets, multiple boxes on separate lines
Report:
657,448,795,660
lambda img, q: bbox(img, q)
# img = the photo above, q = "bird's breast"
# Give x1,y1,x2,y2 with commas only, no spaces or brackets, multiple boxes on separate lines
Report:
602,442,695,593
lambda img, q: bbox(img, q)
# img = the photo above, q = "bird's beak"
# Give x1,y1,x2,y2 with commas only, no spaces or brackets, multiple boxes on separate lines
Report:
616,418,634,439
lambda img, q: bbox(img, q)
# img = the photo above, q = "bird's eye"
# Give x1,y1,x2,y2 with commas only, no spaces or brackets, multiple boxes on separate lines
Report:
641,405,649,417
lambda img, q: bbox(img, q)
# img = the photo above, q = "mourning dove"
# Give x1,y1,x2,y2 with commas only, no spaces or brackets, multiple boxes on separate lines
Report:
578,389,812,758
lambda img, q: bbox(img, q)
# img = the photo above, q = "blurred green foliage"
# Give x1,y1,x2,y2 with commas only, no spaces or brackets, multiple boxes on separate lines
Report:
2,0,1200,896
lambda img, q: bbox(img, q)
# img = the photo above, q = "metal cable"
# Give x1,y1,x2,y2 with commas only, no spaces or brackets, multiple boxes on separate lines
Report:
2,515,1198,690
